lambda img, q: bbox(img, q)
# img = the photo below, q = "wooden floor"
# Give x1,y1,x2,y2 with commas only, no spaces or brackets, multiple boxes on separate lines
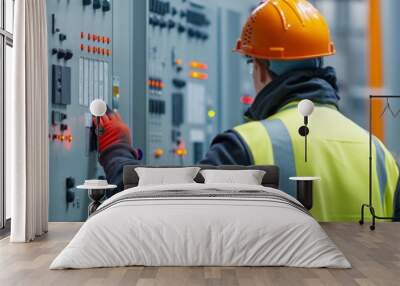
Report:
0,223,399,286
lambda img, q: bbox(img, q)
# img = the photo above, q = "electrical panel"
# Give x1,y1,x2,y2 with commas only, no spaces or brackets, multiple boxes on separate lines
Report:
47,0,113,222
145,0,220,165
48,0,252,221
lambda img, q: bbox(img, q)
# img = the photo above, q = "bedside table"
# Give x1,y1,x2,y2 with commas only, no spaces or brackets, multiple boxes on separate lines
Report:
289,177,320,210
77,184,117,216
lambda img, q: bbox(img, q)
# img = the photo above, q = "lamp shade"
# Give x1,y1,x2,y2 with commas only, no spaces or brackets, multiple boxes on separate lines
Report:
298,99,315,117
90,99,107,117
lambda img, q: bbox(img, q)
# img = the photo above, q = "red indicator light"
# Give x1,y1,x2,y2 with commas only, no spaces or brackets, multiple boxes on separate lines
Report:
240,95,255,105
80,32,85,39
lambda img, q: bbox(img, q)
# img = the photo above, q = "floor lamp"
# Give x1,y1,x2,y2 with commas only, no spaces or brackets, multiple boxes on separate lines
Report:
359,95,400,230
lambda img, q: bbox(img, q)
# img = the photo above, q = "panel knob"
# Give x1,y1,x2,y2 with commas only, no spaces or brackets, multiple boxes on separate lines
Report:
102,0,111,12
64,49,74,61
57,49,66,60
159,19,167,29
93,0,101,9
59,33,67,42
178,24,186,33
168,19,176,29
188,28,195,38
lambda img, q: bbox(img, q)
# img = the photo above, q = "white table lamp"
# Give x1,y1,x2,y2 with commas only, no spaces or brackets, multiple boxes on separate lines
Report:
90,99,107,158
298,99,315,162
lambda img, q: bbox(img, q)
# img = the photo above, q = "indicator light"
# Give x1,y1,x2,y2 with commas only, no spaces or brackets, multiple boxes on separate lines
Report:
240,95,255,105
175,59,183,65
208,110,216,119
80,44,85,51
175,149,187,156
80,32,85,39
189,71,208,80
190,61,208,70
154,148,164,158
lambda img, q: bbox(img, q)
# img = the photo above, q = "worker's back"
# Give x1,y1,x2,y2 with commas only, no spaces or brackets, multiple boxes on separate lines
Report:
235,102,399,221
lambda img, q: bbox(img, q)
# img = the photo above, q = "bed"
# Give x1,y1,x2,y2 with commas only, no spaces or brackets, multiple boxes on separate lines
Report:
50,165,350,269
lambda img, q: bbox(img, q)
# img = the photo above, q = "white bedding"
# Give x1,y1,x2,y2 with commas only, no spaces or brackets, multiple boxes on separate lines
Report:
50,183,351,269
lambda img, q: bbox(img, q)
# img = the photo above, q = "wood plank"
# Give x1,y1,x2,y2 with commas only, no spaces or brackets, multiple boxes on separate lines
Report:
0,222,400,286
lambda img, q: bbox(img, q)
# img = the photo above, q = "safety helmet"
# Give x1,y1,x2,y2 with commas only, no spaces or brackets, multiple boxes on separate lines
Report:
234,0,336,60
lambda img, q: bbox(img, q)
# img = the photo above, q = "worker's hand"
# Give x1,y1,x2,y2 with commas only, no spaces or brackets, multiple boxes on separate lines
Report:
96,112,132,152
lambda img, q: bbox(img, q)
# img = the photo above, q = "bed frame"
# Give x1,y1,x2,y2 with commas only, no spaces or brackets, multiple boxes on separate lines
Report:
123,165,280,190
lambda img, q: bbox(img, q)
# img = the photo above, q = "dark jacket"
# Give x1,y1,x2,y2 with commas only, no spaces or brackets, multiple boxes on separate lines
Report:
100,67,340,193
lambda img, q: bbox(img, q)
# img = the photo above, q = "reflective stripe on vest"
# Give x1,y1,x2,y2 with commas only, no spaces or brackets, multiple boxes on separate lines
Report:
261,119,297,197
373,137,387,207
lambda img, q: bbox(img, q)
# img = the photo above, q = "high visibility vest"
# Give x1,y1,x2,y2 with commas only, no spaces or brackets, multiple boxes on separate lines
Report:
234,102,399,221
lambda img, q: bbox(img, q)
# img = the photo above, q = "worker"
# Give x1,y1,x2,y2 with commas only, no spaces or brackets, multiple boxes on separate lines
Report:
97,0,400,221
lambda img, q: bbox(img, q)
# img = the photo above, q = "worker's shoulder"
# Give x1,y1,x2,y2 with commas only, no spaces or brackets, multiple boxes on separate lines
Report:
233,120,265,135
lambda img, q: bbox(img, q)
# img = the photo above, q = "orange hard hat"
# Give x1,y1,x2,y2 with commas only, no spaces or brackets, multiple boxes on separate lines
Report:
234,0,336,60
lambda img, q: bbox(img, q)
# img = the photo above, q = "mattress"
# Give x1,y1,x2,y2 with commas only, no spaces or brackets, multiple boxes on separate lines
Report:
50,183,351,269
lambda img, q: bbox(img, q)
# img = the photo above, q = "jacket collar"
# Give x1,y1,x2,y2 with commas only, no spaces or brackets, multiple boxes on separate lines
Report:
244,67,340,121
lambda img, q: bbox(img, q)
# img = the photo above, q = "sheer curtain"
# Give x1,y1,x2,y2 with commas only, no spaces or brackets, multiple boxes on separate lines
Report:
9,0,49,242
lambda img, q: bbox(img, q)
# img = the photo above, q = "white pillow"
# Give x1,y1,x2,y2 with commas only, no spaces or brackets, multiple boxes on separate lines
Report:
135,167,201,186
200,169,266,185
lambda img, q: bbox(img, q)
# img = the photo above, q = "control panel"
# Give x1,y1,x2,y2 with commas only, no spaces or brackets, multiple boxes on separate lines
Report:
47,0,113,221
145,0,220,165
48,0,253,221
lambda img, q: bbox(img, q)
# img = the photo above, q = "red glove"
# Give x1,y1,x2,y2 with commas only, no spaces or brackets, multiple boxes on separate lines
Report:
96,112,132,152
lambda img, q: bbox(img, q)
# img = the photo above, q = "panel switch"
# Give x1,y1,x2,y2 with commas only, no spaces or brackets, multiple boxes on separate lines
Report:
102,0,111,12
93,0,101,9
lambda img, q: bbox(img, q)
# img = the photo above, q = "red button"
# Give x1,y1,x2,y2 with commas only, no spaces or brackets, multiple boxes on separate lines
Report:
80,32,85,39
80,44,85,51
88,33,91,41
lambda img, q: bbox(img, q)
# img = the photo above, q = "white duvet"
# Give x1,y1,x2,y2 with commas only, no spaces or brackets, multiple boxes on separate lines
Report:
50,183,351,269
